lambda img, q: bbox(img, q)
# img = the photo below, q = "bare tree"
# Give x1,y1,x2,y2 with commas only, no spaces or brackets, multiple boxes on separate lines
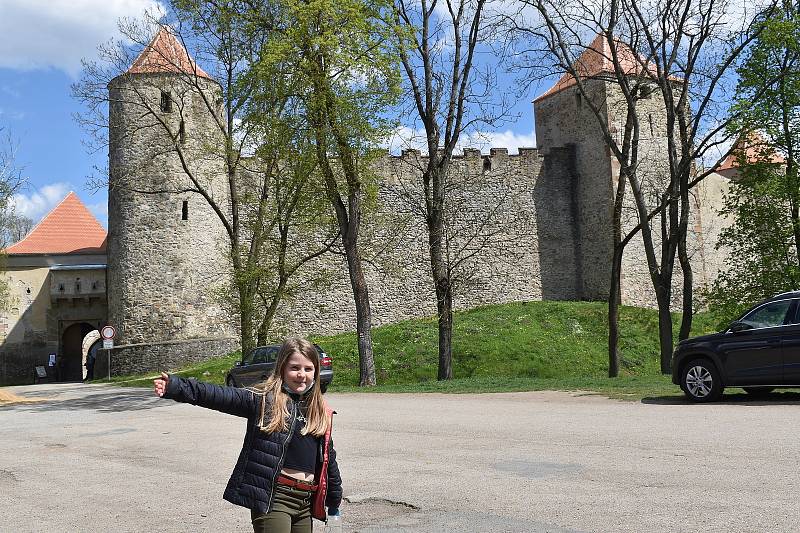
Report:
0,125,27,310
0,210,33,249
0,126,30,249
510,0,779,373
392,0,514,379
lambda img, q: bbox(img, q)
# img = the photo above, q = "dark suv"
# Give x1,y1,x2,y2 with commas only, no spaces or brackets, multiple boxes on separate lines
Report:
672,291,800,402
226,343,333,392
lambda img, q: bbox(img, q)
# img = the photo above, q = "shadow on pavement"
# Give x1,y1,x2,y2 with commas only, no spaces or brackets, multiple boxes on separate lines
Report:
642,390,800,406
0,387,163,413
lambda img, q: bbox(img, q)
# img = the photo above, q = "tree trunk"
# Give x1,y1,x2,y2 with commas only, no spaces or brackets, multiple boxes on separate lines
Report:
342,236,376,386
608,164,627,378
426,164,453,380
435,276,454,380
239,284,256,360
678,226,693,342
655,283,674,374
257,278,286,346
608,244,623,377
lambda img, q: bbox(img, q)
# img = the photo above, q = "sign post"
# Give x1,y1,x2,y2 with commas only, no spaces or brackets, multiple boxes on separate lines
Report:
100,325,116,380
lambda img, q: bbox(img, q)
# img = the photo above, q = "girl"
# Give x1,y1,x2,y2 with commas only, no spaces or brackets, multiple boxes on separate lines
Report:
153,337,342,533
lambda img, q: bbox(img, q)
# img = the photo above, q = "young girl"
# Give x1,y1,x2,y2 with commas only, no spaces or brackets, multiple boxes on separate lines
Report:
153,337,342,533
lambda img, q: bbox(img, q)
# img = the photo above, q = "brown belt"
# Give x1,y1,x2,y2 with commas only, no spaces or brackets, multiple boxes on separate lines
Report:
277,474,318,492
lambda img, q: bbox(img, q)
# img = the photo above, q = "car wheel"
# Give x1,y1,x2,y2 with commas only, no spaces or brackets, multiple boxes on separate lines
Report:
681,358,723,402
743,387,775,396
226,375,236,387
320,383,328,394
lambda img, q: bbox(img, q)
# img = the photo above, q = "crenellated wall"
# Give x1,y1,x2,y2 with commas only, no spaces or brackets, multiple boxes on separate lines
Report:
100,67,731,373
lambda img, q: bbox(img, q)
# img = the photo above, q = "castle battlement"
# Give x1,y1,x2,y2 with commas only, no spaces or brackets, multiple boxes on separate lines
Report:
389,146,541,162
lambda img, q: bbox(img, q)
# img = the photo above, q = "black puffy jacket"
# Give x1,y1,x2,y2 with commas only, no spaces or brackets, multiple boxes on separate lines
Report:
163,375,342,516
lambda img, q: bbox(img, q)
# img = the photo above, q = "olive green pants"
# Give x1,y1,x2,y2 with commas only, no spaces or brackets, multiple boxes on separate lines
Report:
251,483,313,533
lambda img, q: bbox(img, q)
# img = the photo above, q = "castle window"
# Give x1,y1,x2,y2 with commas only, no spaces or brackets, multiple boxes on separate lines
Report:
92,281,97,290
58,283,64,292
75,281,81,293
179,120,186,144
575,92,582,109
483,157,492,172
160,91,173,113
182,200,189,221
649,114,654,136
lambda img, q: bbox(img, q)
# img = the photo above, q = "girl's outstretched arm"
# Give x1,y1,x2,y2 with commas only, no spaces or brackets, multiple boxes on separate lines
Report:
155,372,260,418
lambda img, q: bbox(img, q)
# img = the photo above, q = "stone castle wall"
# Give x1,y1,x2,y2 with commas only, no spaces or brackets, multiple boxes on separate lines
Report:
270,148,548,336
107,72,235,346
103,70,732,360
535,80,615,301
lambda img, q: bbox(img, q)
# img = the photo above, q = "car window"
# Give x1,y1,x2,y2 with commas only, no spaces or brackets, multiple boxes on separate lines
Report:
252,348,267,364
242,348,256,365
740,300,793,329
793,299,800,324
265,347,278,363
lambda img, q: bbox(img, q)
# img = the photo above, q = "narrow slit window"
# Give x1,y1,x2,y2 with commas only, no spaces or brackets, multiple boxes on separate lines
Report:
649,114,654,136
160,91,172,113
575,92,582,109
182,200,189,221
75,281,81,293
179,120,186,143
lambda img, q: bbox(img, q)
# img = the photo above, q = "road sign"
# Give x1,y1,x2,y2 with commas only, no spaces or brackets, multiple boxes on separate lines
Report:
103,339,114,349
101,325,116,340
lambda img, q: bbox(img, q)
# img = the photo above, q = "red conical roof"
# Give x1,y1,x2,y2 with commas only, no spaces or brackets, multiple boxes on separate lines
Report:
126,26,212,80
717,132,786,177
5,192,107,255
535,35,665,102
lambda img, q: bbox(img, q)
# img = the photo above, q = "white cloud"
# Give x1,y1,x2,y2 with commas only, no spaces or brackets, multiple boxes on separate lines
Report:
458,129,537,154
384,126,536,155
87,200,109,228
0,0,164,77
10,183,71,222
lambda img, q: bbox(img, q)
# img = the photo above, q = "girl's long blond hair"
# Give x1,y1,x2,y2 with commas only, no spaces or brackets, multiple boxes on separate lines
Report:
253,338,330,437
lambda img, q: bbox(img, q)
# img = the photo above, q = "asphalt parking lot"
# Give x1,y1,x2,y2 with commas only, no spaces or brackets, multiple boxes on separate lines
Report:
1,382,799,532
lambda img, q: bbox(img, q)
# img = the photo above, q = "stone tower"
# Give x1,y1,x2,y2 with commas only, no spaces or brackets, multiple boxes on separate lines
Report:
107,27,234,347
533,34,672,301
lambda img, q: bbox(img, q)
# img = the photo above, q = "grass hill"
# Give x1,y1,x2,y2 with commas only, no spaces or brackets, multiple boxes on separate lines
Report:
111,301,722,399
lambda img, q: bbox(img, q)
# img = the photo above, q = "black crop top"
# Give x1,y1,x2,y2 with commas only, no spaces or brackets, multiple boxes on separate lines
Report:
283,417,320,474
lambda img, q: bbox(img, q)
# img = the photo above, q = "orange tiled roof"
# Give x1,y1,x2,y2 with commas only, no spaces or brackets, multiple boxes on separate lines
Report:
5,192,107,255
718,132,786,173
127,26,212,80
535,34,669,102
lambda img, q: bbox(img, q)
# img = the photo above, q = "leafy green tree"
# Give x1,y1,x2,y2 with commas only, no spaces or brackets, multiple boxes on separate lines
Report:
708,1,800,322
254,0,401,385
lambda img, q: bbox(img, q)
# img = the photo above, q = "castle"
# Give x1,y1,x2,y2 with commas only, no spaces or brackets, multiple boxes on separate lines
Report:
0,30,731,385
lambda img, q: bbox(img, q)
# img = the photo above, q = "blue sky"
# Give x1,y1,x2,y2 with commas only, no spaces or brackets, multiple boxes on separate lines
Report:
0,0,544,231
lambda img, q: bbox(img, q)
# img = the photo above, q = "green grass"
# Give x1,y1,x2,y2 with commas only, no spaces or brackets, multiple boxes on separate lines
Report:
109,300,721,400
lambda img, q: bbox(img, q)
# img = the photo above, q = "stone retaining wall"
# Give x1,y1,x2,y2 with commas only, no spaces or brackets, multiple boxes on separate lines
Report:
95,337,240,378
